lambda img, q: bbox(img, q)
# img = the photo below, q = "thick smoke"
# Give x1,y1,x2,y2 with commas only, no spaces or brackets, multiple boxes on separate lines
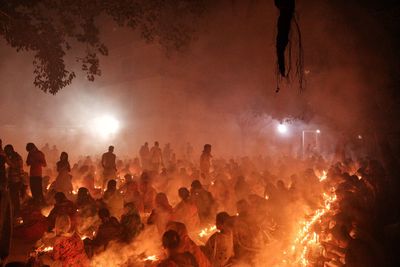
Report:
0,0,397,159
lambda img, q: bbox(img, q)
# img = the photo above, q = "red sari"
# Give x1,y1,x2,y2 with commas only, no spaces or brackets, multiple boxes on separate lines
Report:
53,233,90,267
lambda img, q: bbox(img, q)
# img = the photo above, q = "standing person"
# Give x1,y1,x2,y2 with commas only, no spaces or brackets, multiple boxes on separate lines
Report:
4,144,23,217
163,143,172,167
150,141,163,173
200,144,212,181
53,152,73,195
0,139,6,188
139,142,150,170
26,142,46,205
101,146,117,188
204,212,234,267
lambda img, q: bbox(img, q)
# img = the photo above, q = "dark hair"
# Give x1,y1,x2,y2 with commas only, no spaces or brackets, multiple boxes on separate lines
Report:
191,180,202,189
107,179,117,188
178,187,190,200
26,142,36,151
216,212,231,226
98,208,110,219
4,144,14,153
162,230,180,249
109,146,114,151
54,192,67,203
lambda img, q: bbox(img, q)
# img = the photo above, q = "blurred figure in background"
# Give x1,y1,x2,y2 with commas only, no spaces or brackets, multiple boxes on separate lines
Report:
53,152,73,196
101,146,117,188
200,144,212,181
4,144,23,217
26,142,47,205
139,142,150,170
157,230,199,267
150,141,163,173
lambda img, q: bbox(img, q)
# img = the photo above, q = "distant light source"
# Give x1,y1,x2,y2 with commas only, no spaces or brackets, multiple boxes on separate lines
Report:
93,115,120,138
357,134,363,140
316,129,321,134
277,124,288,134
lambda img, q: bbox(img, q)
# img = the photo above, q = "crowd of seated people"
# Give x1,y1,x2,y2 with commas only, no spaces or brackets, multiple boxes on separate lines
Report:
0,140,399,267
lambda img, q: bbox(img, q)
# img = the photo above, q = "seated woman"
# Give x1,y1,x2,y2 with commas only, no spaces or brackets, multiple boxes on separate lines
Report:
88,208,121,255
120,202,144,243
166,221,212,267
173,187,200,233
157,230,199,267
52,152,73,196
47,192,76,231
147,193,173,235
204,212,234,267
52,215,90,267
103,180,124,219
76,187,97,217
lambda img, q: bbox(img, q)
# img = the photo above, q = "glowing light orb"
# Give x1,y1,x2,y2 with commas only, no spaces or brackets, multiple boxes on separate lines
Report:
93,115,120,138
316,129,321,134
277,124,288,134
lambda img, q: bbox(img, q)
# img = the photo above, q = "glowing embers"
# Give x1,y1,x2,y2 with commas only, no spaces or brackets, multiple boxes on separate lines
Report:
318,170,327,182
143,255,159,262
36,246,53,253
198,225,217,238
92,115,120,139
284,187,337,266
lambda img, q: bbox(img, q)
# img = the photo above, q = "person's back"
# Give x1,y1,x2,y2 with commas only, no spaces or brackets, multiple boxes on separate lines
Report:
26,147,46,177
102,152,116,170
158,230,199,267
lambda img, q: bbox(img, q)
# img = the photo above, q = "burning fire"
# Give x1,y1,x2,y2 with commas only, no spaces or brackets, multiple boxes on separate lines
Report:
41,206,53,217
36,246,53,253
143,255,158,262
284,180,338,266
198,225,217,238
318,170,327,182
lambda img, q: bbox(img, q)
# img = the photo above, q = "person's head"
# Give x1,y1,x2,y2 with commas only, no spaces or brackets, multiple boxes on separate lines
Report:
166,221,188,243
77,187,90,201
4,144,14,155
55,215,71,235
191,180,202,190
203,144,212,153
276,180,286,190
98,208,111,221
156,193,170,209
154,141,159,147
107,179,117,191
124,202,137,215
60,151,68,161
144,142,148,147
108,146,114,153
26,142,36,152
162,230,181,254
216,212,232,231
54,192,67,204
178,187,190,201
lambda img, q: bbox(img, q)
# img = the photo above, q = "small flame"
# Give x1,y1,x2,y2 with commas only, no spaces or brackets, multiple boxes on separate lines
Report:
144,255,158,262
198,225,217,238
36,246,53,253
318,170,327,182
41,206,53,217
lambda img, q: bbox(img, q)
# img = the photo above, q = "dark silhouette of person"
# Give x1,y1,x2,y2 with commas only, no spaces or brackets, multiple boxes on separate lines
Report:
4,144,23,217
26,142,47,205
101,146,117,188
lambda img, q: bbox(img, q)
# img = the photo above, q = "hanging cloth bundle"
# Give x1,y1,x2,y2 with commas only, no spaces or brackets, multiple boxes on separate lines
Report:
275,0,295,77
